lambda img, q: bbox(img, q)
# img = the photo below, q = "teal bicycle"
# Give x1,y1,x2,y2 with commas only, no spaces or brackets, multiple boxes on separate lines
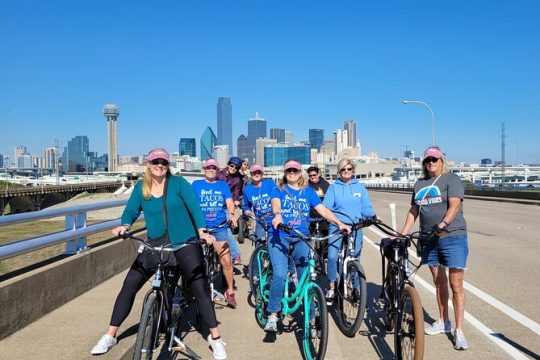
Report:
254,224,339,360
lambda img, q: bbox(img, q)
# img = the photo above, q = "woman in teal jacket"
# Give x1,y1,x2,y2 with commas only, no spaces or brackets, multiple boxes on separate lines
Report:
91,148,227,360
322,158,376,303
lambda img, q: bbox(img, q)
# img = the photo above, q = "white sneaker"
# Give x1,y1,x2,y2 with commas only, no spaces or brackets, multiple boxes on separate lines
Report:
264,314,278,332
207,334,227,360
91,334,117,355
453,328,469,350
425,320,452,335
325,289,335,305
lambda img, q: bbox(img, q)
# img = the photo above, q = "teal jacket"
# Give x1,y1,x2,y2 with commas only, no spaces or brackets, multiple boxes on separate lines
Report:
120,175,206,245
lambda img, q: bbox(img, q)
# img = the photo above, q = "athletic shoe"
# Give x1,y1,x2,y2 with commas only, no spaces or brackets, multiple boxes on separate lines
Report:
325,288,335,305
207,334,227,360
225,290,237,308
453,329,469,350
232,256,242,265
264,314,278,332
425,320,452,335
91,334,117,355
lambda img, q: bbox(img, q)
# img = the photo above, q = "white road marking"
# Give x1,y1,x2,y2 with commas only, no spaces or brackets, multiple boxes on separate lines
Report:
364,230,531,359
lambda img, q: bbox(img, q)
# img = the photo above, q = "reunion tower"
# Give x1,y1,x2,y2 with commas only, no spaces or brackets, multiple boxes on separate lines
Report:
103,103,119,172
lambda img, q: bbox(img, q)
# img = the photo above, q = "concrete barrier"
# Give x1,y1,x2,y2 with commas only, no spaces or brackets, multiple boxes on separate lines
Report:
0,237,137,340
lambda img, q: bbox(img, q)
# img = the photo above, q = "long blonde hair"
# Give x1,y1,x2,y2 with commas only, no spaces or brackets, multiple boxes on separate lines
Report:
421,159,448,180
142,167,172,200
279,173,306,189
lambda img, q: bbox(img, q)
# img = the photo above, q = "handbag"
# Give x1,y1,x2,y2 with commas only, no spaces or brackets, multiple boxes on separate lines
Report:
138,176,179,271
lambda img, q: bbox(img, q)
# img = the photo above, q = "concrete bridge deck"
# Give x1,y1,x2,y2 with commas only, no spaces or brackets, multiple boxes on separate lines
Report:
2,192,539,359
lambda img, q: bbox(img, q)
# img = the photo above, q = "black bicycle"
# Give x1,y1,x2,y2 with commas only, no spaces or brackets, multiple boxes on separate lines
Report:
123,232,202,360
329,212,376,337
374,222,430,360
205,220,235,304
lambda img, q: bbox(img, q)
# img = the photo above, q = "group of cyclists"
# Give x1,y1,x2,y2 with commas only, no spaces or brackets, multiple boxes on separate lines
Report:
91,145,470,359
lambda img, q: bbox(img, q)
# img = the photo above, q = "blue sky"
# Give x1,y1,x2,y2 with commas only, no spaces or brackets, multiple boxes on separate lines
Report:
1,0,539,164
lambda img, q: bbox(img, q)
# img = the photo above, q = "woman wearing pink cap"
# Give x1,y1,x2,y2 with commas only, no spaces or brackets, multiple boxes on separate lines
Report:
399,146,469,350
92,149,227,359
263,159,350,332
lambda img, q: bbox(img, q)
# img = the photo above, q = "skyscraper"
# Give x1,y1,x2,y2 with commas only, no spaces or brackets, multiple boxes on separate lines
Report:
103,103,119,172
14,145,27,168
217,97,233,151
264,144,311,167
285,131,294,146
270,128,286,144
179,138,196,157
212,145,230,167
309,129,324,151
200,126,217,160
237,134,248,160
247,112,267,163
343,120,356,148
63,135,89,172
44,147,58,170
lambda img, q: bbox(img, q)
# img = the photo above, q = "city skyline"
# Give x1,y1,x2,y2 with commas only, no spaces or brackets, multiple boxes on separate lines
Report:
1,1,539,165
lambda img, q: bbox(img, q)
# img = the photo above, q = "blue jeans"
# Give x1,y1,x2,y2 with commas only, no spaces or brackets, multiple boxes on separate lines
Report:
327,224,363,282
213,228,241,260
421,234,469,269
252,225,295,278
267,234,310,314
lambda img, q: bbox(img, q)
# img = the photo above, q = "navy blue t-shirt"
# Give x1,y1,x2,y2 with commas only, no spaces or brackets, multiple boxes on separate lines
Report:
192,179,232,233
271,184,321,237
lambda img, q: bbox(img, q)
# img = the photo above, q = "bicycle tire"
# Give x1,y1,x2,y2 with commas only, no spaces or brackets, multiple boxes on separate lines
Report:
248,245,268,300
303,286,328,360
254,262,272,329
237,216,246,244
399,285,425,360
335,261,367,337
133,292,159,360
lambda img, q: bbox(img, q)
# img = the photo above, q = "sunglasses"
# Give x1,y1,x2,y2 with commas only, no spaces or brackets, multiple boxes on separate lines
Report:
204,166,218,171
285,168,300,173
340,167,353,173
228,164,238,169
150,159,169,166
423,157,440,164
251,171,263,176
308,173,319,177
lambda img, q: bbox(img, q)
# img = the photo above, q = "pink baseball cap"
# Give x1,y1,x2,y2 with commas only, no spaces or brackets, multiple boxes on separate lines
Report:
423,147,444,159
284,160,302,171
203,158,220,168
147,148,169,162
250,164,264,173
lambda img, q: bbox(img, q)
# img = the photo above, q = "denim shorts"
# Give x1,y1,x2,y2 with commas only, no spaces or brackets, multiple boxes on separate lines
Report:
421,234,469,269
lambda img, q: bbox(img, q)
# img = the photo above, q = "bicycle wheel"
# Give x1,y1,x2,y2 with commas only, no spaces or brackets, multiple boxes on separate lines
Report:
237,216,246,243
335,261,367,337
248,245,268,300
399,285,425,360
133,292,159,360
254,263,272,329
303,286,328,360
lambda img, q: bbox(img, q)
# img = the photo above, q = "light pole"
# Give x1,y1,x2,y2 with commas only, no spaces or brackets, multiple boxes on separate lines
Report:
4,155,8,193
402,100,436,146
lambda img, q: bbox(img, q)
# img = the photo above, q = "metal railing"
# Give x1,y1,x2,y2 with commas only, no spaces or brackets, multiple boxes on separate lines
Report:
0,200,144,261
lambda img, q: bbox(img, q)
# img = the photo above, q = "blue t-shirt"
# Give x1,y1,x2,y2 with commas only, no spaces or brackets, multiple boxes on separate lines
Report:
271,184,321,236
192,179,232,233
243,179,277,225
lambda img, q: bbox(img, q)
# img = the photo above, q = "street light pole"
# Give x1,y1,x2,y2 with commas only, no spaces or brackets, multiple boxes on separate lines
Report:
402,100,436,146
4,155,9,193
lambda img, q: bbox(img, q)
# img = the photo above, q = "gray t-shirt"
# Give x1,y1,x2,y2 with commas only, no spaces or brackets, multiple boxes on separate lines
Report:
411,172,467,238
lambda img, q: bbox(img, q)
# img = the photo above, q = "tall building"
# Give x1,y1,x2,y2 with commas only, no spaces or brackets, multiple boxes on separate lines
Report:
0,153,3,168
285,131,294,146
270,128,286,144
255,138,278,166
14,145,27,168
18,154,33,168
200,126,217,161
309,129,324,151
179,138,196,157
63,135,90,172
237,134,248,160
44,147,58,170
217,97,233,151
247,112,267,163
333,129,348,156
212,145,230,167
103,103,119,172
264,144,310,167
344,120,356,148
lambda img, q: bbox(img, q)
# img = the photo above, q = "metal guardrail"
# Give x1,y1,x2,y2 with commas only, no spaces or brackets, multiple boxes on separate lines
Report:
0,200,144,261
0,181,124,197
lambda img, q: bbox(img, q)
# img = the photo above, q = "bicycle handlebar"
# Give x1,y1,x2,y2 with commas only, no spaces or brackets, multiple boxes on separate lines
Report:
120,232,205,251
276,223,345,242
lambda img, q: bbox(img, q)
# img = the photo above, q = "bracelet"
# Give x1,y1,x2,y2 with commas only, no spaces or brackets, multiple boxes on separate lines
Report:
273,212,281,215
122,224,132,230
441,220,450,226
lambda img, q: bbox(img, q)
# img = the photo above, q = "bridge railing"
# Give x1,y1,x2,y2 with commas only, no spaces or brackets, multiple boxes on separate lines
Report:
0,200,144,261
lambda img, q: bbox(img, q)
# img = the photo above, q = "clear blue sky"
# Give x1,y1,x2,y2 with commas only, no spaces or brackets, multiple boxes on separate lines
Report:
1,0,539,164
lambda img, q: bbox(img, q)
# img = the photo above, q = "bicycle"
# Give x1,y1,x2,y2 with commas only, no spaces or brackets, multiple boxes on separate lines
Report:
244,213,272,300
327,212,376,337
205,220,236,304
373,221,431,360
254,224,339,360
235,203,249,244
122,232,202,360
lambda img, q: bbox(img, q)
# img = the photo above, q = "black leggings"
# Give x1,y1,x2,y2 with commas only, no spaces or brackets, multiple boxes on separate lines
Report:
110,244,218,329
